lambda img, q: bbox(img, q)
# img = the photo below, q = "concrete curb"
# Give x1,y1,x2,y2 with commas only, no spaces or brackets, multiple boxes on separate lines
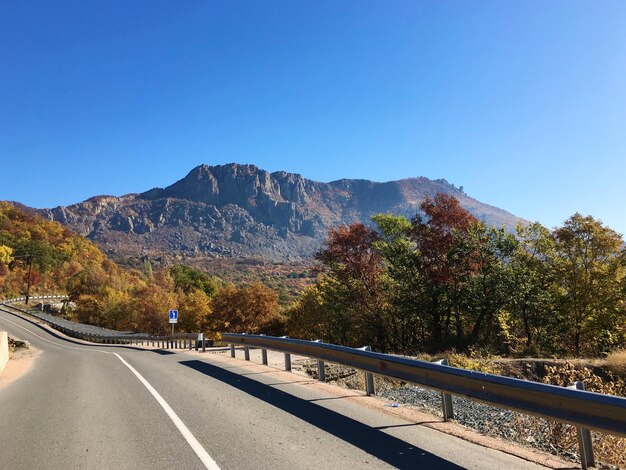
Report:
0,331,8,375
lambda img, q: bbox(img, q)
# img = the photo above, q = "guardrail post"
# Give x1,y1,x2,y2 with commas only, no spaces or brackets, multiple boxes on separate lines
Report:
358,346,375,396
314,340,325,382
280,336,291,371
433,359,454,421
244,346,250,361
568,382,595,469
230,344,236,358
259,334,268,365
318,359,326,381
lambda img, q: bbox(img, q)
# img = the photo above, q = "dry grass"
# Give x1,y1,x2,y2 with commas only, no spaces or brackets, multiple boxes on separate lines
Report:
539,362,626,468
443,352,501,374
606,350,626,376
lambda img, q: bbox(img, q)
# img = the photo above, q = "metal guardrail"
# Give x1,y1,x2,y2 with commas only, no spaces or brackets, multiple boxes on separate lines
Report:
3,296,622,467
223,332,625,469
1,296,201,350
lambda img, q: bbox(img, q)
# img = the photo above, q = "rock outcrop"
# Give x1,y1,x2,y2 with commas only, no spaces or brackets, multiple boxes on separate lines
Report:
36,163,525,260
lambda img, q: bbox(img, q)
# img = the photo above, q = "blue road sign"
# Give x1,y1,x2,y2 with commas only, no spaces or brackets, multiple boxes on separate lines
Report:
169,309,178,323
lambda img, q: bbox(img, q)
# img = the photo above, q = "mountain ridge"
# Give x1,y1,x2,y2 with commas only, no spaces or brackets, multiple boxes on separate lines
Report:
34,163,526,261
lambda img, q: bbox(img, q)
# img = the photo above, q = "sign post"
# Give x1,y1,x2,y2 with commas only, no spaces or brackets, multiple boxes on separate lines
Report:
169,309,178,337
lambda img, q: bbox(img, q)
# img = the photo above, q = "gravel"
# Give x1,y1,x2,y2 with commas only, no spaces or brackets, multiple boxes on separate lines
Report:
380,384,621,469
296,359,623,469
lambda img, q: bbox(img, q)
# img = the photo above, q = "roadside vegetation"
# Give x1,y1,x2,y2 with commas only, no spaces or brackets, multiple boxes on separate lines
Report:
0,202,280,336
288,194,626,359
2,198,625,466
2,196,625,359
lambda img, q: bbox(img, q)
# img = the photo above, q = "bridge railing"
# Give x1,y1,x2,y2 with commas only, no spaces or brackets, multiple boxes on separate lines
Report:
222,333,626,469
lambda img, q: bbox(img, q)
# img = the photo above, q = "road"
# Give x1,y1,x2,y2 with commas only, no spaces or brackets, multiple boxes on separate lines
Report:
0,307,551,470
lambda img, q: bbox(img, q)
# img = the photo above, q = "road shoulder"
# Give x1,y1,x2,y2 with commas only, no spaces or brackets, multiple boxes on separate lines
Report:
199,349,572,469
0,344,39,390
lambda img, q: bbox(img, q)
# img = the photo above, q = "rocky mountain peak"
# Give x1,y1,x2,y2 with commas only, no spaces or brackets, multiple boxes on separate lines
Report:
36,164,526,261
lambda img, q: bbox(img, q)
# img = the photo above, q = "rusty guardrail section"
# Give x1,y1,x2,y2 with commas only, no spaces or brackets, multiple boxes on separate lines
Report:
222,333,626,440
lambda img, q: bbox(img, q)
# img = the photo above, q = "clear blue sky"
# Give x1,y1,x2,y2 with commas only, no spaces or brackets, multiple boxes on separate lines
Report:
1,1,625,235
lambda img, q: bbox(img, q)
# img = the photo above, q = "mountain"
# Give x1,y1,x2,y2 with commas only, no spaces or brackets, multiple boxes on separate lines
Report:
36,163,526,261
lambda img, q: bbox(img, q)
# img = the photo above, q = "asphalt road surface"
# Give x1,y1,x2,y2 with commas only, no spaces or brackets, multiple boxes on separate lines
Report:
0,307,550,470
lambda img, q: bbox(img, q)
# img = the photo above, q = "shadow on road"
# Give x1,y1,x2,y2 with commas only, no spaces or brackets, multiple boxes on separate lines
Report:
180,359,464,470
149,349,176,355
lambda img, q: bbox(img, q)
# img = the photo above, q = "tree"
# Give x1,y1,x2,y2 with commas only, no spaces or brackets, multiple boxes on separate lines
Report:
0,245,12,266
371,214,425,353
462,224,517,350
509,222,558,352
212,283,279,334
142,259,153,281
133,283,177,335
66,264,109,299
76,287,136,331
313,222,387,348
170,264,219,297
409,194,479,350
287,279,355,344
553,214,626,355
176,289,214,333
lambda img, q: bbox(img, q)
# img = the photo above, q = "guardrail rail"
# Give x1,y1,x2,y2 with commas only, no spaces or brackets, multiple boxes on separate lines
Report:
222,333,626,469
1,296,202,350
3,295,623,469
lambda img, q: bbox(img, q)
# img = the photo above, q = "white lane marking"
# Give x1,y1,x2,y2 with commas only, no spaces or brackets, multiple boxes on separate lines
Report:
0,308,221,470
114,353,220,470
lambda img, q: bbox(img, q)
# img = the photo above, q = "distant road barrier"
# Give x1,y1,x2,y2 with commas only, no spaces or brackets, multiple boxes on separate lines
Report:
0,296,200,350
223,333,626,469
